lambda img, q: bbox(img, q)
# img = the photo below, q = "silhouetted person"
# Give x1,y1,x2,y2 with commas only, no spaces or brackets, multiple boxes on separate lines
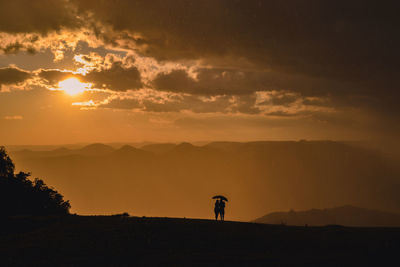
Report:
214,199,220,220
220,200,226,221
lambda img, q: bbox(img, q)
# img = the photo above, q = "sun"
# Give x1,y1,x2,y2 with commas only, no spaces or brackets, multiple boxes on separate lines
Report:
58,78,91,96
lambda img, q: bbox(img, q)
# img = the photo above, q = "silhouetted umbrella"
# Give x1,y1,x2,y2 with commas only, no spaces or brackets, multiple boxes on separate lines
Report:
212,195,228,202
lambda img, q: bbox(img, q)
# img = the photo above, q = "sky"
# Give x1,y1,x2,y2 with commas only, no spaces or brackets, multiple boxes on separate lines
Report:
0,0,399,147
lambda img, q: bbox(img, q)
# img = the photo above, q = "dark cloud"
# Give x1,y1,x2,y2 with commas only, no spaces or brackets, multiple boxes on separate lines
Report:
99,95,233,113
83,62,142,91
263,111,299,117
147,95,236,114
0,67,31,85
153,68,271,96
98,94,260,114
72,0,399,88
2,42,25,54
38,62,142,91
2,1,398,103
38,69,79,86
0,0,79,34
1,39,38,55
69,0,400,124
152,67,359,100
153,70,194,94
269,94,299,107
1,1,398,97
231,95,260,115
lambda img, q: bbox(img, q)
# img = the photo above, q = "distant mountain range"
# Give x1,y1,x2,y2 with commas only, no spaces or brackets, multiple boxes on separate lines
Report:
7,141,400,220
253,205,400,227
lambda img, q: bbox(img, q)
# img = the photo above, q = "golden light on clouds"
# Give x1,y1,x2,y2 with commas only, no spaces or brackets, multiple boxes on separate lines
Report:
58,78,91,96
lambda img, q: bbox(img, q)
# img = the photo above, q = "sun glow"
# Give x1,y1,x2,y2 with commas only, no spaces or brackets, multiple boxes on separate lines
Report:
58,78,91,96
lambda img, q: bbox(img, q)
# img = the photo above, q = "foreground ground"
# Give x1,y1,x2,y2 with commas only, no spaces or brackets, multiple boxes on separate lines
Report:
1,216,399,266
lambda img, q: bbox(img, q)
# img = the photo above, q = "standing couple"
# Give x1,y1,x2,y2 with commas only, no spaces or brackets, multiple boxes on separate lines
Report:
214,198,226,221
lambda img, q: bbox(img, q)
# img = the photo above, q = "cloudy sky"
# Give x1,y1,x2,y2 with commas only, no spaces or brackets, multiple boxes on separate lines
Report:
0,0,399,145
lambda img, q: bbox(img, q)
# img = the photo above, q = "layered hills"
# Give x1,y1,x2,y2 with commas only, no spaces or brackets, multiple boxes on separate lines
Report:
8,141,400,221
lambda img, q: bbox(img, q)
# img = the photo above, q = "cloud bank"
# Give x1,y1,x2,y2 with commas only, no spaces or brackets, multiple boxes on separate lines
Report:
0,0,399,146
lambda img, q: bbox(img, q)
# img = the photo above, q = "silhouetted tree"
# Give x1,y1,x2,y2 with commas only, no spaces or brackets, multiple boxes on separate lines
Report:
0,146,14,177
0,146,70,216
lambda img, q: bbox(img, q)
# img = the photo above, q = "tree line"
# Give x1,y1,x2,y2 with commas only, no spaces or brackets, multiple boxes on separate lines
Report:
0,146,70,216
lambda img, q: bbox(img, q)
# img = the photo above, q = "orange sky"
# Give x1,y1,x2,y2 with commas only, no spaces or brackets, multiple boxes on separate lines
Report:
0,1,399,148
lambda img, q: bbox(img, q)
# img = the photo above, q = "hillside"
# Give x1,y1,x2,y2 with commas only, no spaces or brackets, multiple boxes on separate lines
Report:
1,216,399,266
254,205,400,227
8,141,400,221
140,143,177,154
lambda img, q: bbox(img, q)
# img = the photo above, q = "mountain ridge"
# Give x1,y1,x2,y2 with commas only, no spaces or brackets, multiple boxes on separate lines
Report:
8,140,400,220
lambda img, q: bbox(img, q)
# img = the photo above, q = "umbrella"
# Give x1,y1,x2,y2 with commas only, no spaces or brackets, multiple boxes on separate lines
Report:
212,195,228,202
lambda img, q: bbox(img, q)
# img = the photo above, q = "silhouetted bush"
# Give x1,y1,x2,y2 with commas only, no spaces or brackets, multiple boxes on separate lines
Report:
0,146,70,216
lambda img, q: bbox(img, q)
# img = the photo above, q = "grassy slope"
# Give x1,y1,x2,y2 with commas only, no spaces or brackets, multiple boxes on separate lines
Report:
1,216,400,266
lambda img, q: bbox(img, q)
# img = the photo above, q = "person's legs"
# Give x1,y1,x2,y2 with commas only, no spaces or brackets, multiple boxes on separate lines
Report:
214,209,218,220
221,211,224,221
